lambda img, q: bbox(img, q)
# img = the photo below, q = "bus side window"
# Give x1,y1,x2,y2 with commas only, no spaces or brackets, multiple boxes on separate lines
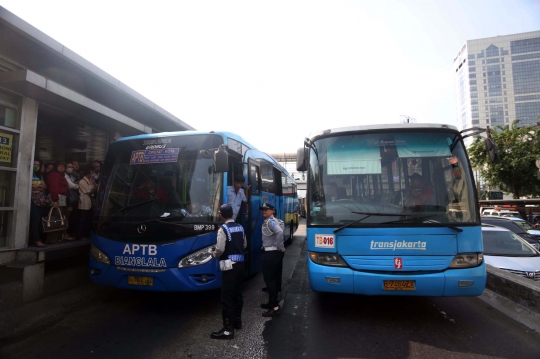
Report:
250,165,260,195
261,161,274,193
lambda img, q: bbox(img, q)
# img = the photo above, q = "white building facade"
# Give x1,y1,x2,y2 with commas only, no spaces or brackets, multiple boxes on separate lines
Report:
454,31,540,135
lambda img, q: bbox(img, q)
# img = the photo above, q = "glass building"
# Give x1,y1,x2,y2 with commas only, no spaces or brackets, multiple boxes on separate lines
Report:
454,31,540,138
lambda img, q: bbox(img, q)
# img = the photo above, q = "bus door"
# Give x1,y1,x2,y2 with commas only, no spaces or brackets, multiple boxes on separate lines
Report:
273,167,284,222
247,158,263,274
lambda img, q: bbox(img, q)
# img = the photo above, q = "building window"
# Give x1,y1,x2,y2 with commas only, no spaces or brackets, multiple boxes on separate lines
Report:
510,37,540,55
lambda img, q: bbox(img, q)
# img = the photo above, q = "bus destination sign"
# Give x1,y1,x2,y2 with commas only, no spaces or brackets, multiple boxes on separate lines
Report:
130,148,179,165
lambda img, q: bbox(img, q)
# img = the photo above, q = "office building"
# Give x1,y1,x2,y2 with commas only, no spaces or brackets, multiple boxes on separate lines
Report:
454,31,540,134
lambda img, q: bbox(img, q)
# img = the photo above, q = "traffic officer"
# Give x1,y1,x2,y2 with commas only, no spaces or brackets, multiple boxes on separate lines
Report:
260,203,285,317
210,204,247,340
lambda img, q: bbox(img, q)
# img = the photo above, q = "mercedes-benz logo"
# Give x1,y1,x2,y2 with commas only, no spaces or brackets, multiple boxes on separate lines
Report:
137,224,147,234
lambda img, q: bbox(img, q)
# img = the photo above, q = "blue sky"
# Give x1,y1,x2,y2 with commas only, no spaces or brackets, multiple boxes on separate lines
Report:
2,0,539,153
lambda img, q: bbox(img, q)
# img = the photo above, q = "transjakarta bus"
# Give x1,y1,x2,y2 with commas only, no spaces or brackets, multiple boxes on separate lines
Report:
296,124,499,296
89,131,298,291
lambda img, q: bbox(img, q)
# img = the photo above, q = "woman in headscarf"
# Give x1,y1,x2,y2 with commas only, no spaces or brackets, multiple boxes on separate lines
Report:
77,167,96,240
29,159,50,247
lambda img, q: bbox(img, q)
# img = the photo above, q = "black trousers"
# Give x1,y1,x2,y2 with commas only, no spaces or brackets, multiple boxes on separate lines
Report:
221,261,245,328
30,202,49,244
263,250,284,308
77,209,92,239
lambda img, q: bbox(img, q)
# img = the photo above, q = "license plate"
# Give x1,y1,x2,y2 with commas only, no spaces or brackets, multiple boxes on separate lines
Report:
383,280,415,291
128,276,154,286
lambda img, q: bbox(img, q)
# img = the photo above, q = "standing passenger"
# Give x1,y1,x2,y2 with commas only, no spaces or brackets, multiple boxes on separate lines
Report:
77,167,95,240
227,174,251,221
260,203,285,317
210,204,247,340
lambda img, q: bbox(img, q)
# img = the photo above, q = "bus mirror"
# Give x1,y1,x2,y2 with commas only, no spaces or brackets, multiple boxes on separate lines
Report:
485,138,500,164
296,147,307,171
214,145,229,172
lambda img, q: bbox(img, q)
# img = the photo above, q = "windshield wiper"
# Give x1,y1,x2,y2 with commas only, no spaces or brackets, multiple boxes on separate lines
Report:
98,199,156,228
383,216,462,232
334,212,408,233
422,220,463,233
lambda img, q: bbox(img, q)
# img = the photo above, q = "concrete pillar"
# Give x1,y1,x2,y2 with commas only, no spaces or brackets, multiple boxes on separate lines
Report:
12,97,38,249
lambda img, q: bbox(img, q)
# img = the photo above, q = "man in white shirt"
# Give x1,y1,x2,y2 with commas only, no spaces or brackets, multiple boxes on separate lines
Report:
227,174,251,221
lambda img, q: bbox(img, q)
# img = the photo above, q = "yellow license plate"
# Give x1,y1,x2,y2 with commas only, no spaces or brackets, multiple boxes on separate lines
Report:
383,280,415,291
128,276,154,286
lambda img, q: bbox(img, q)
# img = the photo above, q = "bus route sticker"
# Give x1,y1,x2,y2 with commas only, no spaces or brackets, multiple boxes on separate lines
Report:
130,148,179,165
0,132,13,163
315,234,335,248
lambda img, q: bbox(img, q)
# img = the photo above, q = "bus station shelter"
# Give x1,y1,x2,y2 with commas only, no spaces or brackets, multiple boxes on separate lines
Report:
0,6,194,307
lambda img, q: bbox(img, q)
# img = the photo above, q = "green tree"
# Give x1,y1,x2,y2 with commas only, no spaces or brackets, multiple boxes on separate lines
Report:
468,120,540,199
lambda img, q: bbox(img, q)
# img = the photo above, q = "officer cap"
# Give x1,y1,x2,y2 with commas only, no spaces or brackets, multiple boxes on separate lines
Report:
260,202,275,211
234,174,245,183
219,204,233,218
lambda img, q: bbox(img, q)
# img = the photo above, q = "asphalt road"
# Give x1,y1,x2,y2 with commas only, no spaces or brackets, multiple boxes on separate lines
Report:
2,219,540,359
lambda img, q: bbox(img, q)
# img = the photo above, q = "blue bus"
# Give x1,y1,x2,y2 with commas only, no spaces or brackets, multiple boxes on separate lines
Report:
89,131,298,291
296,124,498,296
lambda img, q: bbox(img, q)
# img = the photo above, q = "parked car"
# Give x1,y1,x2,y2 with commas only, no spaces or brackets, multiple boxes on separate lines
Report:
480,217,540,250
481,208,522,218
481,224,540,282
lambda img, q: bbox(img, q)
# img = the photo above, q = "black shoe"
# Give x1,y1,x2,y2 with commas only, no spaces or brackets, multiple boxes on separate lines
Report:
262,307,281,317
260,303,270,309
210,327,234,340
234,321,242,330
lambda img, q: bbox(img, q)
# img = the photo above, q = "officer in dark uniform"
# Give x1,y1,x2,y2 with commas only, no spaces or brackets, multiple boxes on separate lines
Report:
210,204,247,339
260,203,285,317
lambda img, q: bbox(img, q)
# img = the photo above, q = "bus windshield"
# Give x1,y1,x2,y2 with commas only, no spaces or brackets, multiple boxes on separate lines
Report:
307,130,478,226
96,134,223,240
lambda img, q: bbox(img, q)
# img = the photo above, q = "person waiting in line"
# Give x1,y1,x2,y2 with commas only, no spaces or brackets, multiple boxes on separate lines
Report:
71,161,82,182
47,162,75,242
404,173,433,211
227,174,251,221
91,160,101,181
77,167,95,240
30,159,50,247
209,204,247,340
65,162,80,239
260,202,285,318
43,162,54,185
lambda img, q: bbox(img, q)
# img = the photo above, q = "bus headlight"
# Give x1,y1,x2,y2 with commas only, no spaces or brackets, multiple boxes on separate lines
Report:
90,244,110,265
449,253,483,268
309,252,348,267
178,245,214,268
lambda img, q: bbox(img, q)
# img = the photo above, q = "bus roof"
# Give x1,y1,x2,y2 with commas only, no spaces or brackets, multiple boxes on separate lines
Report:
113,130,295,180
307,123,458,141
115,131,256,148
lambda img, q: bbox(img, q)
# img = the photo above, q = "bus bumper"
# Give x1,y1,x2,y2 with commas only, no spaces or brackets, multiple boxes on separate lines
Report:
308,259,486,296
89,257,222,292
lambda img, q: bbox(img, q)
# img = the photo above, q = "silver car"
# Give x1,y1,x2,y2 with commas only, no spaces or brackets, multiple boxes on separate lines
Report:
482,224,540,282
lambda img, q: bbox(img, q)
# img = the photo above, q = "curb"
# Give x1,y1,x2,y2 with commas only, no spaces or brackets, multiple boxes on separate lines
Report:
478,288,540,332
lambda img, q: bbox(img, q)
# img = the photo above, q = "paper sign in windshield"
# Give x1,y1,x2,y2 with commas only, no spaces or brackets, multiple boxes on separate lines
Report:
130,148,179,165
